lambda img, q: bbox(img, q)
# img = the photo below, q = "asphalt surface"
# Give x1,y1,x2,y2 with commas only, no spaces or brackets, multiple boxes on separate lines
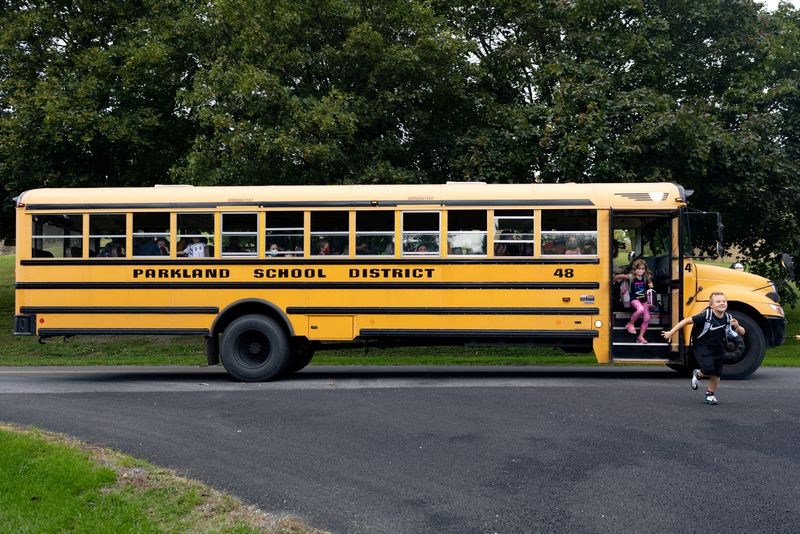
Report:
1,365,799,533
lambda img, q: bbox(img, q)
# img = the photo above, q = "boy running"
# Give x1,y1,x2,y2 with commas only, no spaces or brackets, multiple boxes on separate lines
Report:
661,292,745,405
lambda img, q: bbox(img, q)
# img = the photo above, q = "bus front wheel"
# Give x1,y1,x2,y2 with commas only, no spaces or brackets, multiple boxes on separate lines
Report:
220,315,290,382
721,312,765,380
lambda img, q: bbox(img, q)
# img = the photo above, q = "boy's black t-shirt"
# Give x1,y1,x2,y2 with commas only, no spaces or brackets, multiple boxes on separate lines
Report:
691,310,728,352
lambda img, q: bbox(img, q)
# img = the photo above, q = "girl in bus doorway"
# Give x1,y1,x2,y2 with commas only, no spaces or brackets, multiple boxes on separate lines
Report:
614,259,654,344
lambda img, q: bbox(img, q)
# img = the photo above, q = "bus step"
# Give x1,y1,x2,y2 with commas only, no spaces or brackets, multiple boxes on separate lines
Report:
611,329,664,344
613,313,668,328
611,341,670,358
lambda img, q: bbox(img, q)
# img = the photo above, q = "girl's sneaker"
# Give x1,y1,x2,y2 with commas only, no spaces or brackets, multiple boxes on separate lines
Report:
626,323,636,335
704,395,718,405
636,337,648,344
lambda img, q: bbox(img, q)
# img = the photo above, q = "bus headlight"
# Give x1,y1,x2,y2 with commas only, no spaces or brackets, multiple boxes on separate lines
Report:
769,303,784,317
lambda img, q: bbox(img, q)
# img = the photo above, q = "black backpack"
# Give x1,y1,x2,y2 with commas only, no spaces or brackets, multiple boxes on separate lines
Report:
690,308,733,347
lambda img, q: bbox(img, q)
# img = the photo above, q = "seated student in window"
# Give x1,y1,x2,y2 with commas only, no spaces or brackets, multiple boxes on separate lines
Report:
542,238,558,255
267,243,281,257
98,240,125,257
157,238,169,256
133,237,159,256
316,239,331,255
180,236,207,257
564,235,582,255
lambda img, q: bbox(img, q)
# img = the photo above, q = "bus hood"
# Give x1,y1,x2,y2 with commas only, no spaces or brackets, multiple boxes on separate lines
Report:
693,263,769,286
693,263,777,301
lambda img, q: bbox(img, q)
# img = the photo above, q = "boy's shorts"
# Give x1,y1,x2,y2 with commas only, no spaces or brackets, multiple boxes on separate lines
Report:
695,347,725,376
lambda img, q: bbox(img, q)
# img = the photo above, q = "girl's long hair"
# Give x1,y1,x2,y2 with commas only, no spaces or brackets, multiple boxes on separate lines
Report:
630,259,653,280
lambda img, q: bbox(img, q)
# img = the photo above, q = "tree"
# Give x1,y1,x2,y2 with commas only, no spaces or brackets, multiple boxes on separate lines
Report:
0,0,209,243
442,0,799,295
2,0,797,302
175,0,477,187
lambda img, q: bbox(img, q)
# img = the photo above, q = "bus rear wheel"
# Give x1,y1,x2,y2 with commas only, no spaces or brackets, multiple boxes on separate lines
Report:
283,343,315,376
721,312,765,380
220,315,290,381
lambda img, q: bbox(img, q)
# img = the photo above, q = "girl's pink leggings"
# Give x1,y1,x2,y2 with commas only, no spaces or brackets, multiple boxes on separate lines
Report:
630,299,650,336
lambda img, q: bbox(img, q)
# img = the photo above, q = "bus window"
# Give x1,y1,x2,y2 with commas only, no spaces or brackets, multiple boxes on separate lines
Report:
133,212,170,256
493,210,534,257
221,213,258,256
32,214,83,258
541,210,597,255
448,210,487,256
311,211,348,256
90,214,127,258
178,213,215,258
266,211,304,257
402,211,440,255
355,211,394,256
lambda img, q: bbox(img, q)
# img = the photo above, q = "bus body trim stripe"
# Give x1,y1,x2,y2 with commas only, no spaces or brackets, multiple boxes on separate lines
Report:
288,307,599,315
21,306,218,314
20,258,600,266
358,329,598,338
24,199,594,210
38,328,208,336
16,282,600,290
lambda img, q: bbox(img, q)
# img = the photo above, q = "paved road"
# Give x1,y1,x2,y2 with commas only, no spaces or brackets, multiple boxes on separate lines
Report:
1,365,799,533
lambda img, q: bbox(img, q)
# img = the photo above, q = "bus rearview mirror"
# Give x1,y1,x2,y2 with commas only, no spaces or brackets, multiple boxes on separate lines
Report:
780,253,795,278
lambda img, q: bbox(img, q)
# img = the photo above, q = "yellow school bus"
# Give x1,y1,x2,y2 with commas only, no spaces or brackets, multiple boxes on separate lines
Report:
13,182,788,381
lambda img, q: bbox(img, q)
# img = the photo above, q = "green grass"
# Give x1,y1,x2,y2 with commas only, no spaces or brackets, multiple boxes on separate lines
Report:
0,424,310,533
1,253,797,367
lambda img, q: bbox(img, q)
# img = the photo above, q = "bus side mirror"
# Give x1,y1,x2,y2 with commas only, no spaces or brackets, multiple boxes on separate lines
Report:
780,253,795,278
716,216,724,258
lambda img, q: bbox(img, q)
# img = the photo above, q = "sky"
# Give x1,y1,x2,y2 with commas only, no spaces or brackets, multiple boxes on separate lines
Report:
762,0,799,9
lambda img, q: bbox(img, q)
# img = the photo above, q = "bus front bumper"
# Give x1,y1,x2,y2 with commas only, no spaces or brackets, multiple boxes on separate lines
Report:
765,317,786,347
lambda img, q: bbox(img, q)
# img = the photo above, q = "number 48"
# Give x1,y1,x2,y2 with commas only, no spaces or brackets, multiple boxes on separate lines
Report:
553,268,574,278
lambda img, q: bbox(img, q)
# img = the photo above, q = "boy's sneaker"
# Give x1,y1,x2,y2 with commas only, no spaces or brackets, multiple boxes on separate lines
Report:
704,395,718,405
691,369,701,390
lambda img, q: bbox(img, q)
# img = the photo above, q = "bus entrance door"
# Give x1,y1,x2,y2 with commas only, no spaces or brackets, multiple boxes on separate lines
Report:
610,213,674,363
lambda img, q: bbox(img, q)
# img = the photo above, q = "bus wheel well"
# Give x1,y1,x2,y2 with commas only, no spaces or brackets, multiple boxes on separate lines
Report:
209,300,294,364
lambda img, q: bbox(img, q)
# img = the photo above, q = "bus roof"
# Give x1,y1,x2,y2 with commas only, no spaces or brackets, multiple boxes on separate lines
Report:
17,182,688,210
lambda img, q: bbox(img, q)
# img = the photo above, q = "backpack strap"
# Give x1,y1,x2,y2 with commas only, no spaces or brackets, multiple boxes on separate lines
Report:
696,308,713,339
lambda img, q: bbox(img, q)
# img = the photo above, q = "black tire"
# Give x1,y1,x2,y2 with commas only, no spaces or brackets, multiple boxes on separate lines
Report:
721,312,765,380
220,315,290,381
283,343,315,376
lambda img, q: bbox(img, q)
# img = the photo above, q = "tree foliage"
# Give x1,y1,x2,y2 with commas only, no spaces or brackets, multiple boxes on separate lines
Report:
175,0,477,186
0,0,209,237
1,0,798,296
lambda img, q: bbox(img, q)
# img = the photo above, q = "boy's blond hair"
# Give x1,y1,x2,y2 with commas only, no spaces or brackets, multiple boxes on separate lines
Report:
709,291,727,302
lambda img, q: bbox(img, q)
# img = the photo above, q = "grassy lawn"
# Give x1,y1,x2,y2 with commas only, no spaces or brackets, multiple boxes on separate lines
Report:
1,253,796,367
0,423,312,533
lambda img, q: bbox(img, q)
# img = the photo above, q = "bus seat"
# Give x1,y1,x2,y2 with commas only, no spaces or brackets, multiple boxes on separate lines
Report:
205,245,214,257
646,255,670,286
32,248,54,258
